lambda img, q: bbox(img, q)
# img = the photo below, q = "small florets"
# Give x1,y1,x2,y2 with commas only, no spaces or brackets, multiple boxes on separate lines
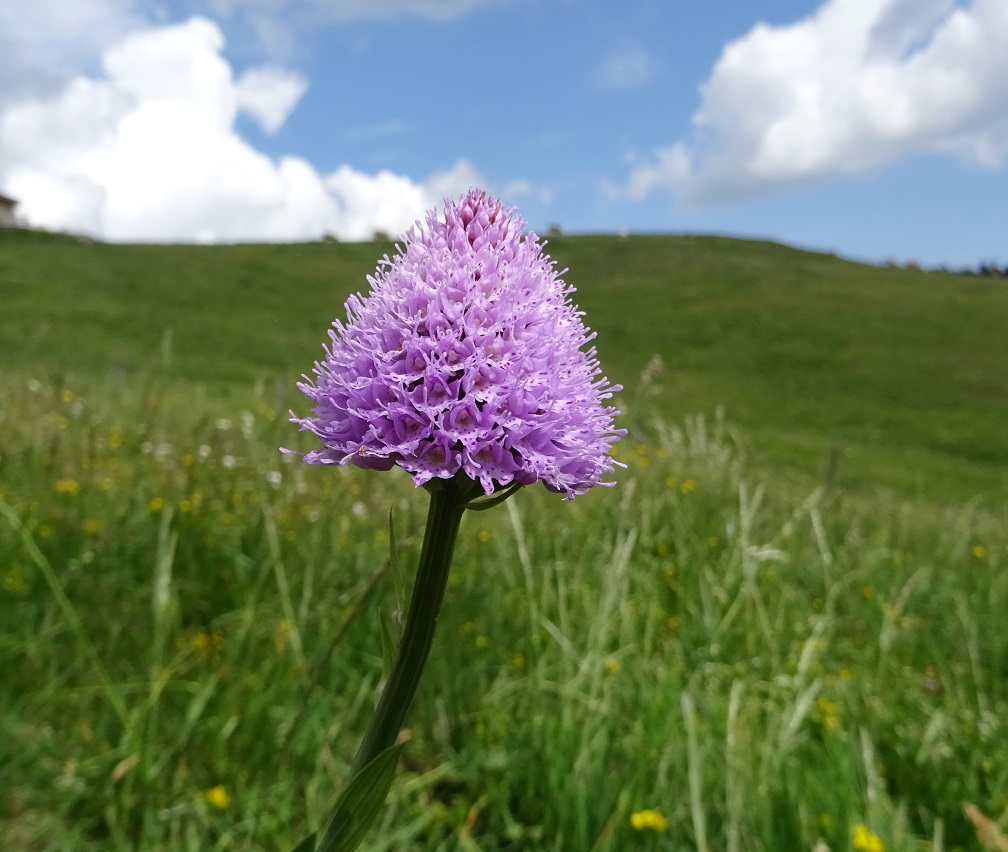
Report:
288,189,624,498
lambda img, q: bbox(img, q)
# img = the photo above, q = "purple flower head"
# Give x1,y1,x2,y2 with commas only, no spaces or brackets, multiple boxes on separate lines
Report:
288,189,625,499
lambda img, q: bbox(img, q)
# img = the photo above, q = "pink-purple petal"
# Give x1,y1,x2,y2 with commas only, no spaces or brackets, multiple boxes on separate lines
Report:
289,189,624,497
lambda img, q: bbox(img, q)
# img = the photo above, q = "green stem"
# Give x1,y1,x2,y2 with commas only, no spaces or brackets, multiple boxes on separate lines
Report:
347,476,475,775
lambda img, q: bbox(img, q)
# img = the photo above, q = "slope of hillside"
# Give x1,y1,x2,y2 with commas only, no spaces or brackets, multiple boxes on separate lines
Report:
3,227,1006,503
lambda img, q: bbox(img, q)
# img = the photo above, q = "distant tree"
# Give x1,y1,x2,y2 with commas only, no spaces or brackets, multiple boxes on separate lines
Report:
975,261,1007,277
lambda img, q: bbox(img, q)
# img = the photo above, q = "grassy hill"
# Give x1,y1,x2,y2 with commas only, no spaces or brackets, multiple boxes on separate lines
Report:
2,227,1006,849
2,227,1006,505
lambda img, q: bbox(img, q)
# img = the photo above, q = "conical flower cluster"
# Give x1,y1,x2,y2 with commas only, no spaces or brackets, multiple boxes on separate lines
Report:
290,189,624,498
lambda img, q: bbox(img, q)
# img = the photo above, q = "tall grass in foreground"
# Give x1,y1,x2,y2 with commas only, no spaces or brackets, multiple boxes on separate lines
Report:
1,374,1006,850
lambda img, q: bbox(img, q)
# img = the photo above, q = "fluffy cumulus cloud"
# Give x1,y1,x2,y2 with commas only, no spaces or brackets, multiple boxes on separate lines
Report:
324,160,483,241
0,0,144,109
0,16,481,242
234,66,308,134
623,0,1008,203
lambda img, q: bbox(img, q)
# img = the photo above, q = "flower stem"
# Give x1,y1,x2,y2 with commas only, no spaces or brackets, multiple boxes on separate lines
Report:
347,476,474,775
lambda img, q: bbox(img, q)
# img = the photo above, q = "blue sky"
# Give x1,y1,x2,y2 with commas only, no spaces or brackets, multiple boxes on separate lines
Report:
1,0,1006,267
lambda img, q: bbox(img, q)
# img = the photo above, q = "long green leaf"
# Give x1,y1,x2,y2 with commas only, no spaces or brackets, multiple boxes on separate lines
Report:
290,831,317,852
315,740,406,852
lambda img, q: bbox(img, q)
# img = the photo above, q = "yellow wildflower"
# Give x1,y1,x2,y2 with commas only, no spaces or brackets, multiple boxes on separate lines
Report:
147,497,164,513
605,658,620,674
630,809,667,832
478,529,491,543
680,478,697,494
852,823,884,852
815,695,839,732
204,785,230,809
3,569,29,595
56,479,80,496
274,619,292,653
972,545,986,559
191,630,223,653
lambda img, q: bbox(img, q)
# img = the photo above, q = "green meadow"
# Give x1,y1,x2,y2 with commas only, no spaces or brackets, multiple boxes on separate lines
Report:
1,228,1006,850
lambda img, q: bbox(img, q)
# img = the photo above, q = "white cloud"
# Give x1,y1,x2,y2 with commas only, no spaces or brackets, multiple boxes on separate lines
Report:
423,160,484,205
0,16,484,242
102,16,235,124
0,0,145,109
322,159,483,240
235,66,308,133
617,144,691,200
323,160,492,240
592,42,656,92
324,168,430,241
621,0,1008,203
